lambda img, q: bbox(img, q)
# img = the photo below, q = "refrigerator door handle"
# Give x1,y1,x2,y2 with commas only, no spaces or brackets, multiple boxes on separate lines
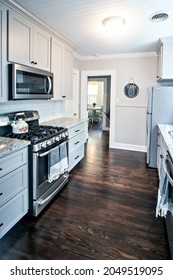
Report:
146,113,152,165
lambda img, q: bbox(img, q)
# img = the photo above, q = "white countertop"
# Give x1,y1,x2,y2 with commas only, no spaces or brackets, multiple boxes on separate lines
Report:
158,124,173,160
41,117,86,129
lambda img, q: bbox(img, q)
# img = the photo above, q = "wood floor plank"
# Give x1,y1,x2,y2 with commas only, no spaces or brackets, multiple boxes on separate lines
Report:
0,123,170,259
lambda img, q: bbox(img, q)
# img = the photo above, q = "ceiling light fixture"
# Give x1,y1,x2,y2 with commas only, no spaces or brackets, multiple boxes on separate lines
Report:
102,16,126,32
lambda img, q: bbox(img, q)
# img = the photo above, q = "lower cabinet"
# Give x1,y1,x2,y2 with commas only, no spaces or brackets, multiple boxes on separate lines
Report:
0,189,28,238
68,122,85,171
0,147,28,239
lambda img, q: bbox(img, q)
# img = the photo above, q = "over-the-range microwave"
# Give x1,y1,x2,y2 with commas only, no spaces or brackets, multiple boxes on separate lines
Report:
9,63,54,100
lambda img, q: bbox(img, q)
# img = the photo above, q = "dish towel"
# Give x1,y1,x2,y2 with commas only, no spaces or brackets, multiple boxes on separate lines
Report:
48,146,61,183
60,141,68,174
156,160,173,217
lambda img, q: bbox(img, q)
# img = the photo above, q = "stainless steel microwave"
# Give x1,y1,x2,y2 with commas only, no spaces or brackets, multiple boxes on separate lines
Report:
9,63,53,100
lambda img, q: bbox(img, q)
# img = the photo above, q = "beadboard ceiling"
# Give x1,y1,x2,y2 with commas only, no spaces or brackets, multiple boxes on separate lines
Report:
14,0,173,58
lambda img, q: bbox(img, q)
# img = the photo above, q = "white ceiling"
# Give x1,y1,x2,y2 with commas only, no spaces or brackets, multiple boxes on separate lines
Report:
14,0,173,58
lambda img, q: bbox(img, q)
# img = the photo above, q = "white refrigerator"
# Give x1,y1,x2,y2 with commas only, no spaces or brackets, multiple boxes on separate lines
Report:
146,86,173,168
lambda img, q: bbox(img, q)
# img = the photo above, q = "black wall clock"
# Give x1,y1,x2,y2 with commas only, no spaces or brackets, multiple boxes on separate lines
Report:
124,78,139,98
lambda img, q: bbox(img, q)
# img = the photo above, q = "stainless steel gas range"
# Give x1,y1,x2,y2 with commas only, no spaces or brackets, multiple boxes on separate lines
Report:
0,111,69,216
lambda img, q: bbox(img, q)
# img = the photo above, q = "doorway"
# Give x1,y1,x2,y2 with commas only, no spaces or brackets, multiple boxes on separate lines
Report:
87,76,110,131
80,70,116,148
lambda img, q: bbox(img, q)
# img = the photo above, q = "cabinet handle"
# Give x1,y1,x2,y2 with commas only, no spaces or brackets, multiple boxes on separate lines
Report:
62,96,66,98
30,61,34,64
75,141,80,145
34,62,37,65
0,168,2,171
160,155,163,158
0,192,3,196
75,155,79,160
0,223,3,227
75,129,80,133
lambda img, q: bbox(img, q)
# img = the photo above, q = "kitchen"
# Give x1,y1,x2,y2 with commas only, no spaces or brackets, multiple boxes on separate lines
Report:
0,0,173,260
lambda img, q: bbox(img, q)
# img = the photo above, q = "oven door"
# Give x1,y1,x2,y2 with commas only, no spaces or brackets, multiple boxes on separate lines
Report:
32,140,68,200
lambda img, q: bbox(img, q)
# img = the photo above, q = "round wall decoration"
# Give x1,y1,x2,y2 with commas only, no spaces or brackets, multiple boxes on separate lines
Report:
124,78,139,98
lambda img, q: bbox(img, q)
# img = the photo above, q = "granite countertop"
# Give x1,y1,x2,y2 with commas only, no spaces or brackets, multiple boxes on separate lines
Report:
41,117,86,129
0,136,30,159
158,124,173,160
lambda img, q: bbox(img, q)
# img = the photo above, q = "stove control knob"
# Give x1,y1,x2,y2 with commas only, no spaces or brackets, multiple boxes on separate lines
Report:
55,136,60,141
62,133,66,138
46,140,51,146
41,142,47,148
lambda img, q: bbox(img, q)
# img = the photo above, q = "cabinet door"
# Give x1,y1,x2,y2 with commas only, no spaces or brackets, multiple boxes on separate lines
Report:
0,188,28,239
62,45,73,99
0,5,8,102
33,25,51,71
51,38,73,100
157,45,163,81
8,10,33,66
51,37,63,99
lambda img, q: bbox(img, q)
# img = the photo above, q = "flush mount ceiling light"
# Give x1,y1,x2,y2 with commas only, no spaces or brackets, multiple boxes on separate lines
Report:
102,16,126,31
149,11,169,22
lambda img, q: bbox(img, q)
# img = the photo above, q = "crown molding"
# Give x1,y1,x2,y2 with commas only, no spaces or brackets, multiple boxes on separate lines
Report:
74,51,157,61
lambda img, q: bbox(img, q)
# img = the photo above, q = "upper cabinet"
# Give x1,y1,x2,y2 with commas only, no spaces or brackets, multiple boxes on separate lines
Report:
157,37,173,82
51,37,73,100
8,10,51,72
0,4,7,102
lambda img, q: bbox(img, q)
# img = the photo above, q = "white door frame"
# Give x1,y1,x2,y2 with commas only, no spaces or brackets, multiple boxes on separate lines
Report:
80,69,116,148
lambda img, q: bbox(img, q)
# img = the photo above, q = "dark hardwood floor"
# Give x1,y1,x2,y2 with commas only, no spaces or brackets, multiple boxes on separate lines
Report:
0,122,170,259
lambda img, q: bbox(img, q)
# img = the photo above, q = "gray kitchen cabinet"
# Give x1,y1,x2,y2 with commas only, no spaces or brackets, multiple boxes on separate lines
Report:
68,122,85,171
157,37,173,82
51,37,73,100
8,9,51,71
0,147,28,239
0,4,8,102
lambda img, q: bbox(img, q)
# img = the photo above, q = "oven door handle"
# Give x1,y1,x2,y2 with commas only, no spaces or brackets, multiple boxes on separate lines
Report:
39,151,50,157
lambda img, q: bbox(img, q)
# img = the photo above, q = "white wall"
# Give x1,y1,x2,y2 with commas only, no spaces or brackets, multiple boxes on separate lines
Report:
77,54,157,151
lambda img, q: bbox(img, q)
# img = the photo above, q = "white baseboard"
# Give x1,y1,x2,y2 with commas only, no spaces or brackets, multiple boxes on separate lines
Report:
109,142,147,152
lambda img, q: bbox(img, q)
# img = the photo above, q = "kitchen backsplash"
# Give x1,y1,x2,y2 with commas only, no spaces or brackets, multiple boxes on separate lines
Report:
0,100,65,122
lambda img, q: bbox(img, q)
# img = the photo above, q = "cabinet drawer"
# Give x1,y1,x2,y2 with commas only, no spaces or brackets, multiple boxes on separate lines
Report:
68,132,85,154
68,123,85,139
69,145,84,171
0,188,28,239
0,147,28,178
0,164,28,207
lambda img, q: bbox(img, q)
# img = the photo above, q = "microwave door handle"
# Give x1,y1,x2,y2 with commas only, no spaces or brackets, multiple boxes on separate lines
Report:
46,76,52,94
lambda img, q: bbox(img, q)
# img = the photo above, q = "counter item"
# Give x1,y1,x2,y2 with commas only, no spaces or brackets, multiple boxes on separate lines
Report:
10,113,28,133
146,86,173,168
0,111,69,216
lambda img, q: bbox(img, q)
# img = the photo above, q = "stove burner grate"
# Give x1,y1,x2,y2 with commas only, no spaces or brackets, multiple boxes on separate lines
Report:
6,125,66,144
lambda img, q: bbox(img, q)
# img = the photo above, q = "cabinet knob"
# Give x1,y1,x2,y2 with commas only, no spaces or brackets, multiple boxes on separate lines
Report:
0,192,3,196
0,168,2,171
